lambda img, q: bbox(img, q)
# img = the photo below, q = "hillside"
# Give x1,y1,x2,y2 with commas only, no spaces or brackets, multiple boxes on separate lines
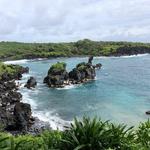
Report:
0,39,150,60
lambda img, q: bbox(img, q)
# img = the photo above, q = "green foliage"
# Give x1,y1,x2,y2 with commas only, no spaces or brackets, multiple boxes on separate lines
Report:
136,119,150,149
0,40,150,60
0,62,22,79
76,62,87,71
0,118,149,150
40,130,62,149
48,62,66,75
61,117,135,150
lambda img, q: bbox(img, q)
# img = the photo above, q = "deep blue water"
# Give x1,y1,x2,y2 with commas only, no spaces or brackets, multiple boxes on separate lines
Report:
8,54,150,129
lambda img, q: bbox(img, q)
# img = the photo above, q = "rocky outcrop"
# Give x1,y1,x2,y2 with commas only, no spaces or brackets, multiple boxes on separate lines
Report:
43,62,69,87
146,111,150,115
14,102,32,131
25,77,37,89
113,46,150,56
0,65,34,133
0,65,29,82
44,57,102,87
94,63,102,69
69,61,96,84
0,106,16,130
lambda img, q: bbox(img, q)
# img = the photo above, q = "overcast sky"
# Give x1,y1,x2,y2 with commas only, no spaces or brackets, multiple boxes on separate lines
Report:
0,0,150,42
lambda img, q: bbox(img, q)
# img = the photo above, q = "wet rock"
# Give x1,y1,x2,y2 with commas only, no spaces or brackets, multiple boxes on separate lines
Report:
69,61,96,82
69,68,82,81
14,102,32,131
44,62,68,87
44,57,101,87
146,111,150,115
94,63,102,69
21,66,29,74
25,77,37,89
28,117,51,135
0,106,16,130
88,56,93,64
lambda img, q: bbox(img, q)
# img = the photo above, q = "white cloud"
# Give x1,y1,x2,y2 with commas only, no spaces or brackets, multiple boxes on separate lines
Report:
0,0,150,42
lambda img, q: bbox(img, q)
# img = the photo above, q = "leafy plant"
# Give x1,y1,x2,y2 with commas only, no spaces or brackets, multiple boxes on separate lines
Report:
136,119,150,149
0,118,149,150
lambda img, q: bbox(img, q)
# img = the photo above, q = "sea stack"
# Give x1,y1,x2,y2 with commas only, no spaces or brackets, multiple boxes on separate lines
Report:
44,57,102,87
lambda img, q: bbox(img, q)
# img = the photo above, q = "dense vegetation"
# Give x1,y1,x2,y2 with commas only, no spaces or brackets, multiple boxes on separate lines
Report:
0,39,150,60
0,117,149,150
48,62,66,75
0,62,23,79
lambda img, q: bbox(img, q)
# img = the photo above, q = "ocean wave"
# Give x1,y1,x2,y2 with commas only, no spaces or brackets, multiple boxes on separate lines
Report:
95,53,149,59
121,54,149,58
18,73,70,131
56,84,80,90
33,111,71,130
4,58,48,64
4,59,29,64
21,90,38,109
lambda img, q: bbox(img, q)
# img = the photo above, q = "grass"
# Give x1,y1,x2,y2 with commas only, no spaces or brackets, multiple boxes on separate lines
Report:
0,117,149,150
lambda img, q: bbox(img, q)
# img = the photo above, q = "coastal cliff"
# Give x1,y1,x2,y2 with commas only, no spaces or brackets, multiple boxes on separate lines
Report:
0,63,49,134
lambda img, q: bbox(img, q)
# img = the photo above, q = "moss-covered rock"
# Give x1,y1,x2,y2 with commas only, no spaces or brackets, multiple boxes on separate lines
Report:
44,57,101,87
48,62,66,75
0,62,29,81
44,62,69,87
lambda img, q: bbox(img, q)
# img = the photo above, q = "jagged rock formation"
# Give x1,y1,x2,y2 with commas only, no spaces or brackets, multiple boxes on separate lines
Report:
43,62,69,87
44,57,102,87
146,111,150,115
25,77,37,89
0,65,34,132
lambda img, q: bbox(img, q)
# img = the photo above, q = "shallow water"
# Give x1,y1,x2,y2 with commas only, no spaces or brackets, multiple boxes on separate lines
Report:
5,54,150,129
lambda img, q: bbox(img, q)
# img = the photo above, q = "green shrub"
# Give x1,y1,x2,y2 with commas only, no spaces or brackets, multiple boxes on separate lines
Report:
61,117,135,150
136,119,150,149
0,63,22,79
40,130,62,149
0,117,149,150
48,62,66,75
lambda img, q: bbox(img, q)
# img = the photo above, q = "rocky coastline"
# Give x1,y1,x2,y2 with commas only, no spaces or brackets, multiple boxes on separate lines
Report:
1,56,149,136
0,56,101,135
0,64,50,135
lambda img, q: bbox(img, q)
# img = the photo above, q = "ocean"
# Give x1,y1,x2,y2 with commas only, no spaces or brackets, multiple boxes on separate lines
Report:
5,54,150,130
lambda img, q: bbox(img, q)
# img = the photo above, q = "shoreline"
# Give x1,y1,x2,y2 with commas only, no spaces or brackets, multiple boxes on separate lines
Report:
2,54,150,134
3,53,149,64
15,69,71,131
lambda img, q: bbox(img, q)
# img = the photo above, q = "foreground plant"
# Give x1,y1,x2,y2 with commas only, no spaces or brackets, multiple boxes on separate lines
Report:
0,118,149,150
61,117,136,150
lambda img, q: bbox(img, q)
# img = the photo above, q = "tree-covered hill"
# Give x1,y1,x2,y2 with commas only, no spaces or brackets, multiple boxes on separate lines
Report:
0,39,150,60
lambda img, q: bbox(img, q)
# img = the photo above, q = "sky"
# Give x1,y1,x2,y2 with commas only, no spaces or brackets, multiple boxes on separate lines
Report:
0,0,150,42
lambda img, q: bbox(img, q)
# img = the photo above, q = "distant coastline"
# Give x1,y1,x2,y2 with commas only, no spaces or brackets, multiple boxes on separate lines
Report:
0,39,150,61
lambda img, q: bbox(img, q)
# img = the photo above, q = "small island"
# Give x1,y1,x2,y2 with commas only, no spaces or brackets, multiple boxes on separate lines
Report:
43,56,102,88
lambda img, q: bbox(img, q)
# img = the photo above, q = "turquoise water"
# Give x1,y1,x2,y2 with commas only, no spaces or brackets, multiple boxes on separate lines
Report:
9,55,150,129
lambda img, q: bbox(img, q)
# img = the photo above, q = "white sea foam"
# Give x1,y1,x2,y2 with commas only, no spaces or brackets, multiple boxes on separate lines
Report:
95,53,149,59
56,84,80,90
21,91,37,110
18,73,70,130
33,111,71,130
21,90,70,130
4,59,29,64
121,53,149,58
